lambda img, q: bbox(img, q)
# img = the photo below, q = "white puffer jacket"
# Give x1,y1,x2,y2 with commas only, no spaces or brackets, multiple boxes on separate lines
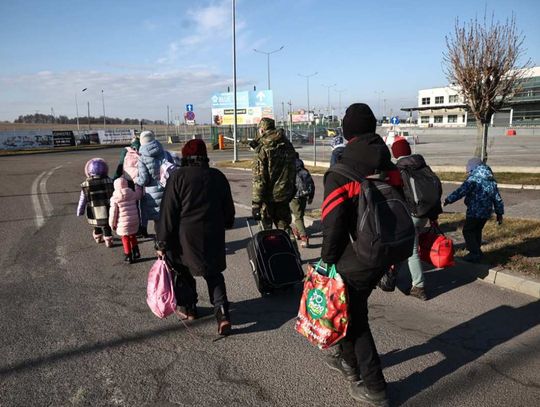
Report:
109,177,143,236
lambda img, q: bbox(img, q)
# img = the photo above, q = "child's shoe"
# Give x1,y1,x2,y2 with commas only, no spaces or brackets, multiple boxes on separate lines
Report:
93,231,104,244
124,253,134,264
104,236,114,248
300,236,309,248
132,245,141,260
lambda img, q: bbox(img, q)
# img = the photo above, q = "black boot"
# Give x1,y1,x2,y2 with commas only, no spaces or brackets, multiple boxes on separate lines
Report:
132,245,141,260
215,305,231,336
124,253,134,264
137,226,148,238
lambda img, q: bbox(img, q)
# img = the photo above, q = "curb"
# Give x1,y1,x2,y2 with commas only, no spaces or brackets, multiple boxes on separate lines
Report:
466,262,540,299
304,214,539,299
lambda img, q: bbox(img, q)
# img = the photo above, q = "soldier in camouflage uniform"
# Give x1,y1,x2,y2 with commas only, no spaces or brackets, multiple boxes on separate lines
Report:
251,117,297,231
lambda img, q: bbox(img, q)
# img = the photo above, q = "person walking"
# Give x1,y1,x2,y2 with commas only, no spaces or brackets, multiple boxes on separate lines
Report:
109,177,143,263
136,130,173,238
290,153,315,247
321,103,398,407
113,134,141,183
330,133,347,166
155,139,235,335
444,158,504,263
77,158,115,247
391,137,443,301
251,118,297,232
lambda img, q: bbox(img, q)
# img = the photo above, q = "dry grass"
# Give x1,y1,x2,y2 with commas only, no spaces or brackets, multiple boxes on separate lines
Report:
437,213,540,277
437,172,540,185
304,210,540,277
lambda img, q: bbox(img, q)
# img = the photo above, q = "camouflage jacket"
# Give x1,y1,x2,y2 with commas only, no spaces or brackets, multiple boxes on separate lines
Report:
252,128,296,203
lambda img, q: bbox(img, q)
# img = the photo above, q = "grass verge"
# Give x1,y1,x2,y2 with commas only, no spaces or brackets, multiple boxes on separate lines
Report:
305,209,540,278
216,160,540,185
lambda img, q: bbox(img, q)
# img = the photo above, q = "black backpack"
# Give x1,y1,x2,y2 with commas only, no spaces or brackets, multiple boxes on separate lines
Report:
296,167,315,198
396,155,442,218
327,164,415,270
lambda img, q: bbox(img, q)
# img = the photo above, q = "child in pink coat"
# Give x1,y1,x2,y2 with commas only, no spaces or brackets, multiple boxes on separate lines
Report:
109,177,143,263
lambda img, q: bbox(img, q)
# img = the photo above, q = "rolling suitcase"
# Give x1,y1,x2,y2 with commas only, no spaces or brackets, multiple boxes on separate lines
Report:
246,219,304,295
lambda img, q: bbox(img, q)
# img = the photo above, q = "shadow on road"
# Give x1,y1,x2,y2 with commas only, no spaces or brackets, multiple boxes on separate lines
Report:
229,286,302,335
382,300,540,405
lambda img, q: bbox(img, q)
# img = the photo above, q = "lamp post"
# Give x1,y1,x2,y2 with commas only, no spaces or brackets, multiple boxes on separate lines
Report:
322,83,336,122
375,91,384,122
75,87,87,133
299,72,318,164
232,0,238,162
253,45,284,90
335,88,346,123
101,89,106,130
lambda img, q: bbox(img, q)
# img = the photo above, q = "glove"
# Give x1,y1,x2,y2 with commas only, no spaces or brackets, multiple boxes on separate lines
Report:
252,202,262,221
496,214,503,225
443,199,450,207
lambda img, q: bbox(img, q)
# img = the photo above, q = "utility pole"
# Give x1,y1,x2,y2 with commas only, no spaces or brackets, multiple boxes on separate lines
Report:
287,101,293,143
166,105,170,140
335,88,346,124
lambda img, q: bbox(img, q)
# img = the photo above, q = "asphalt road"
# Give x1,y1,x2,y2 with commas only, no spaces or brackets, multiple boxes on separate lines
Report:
0,148,539,406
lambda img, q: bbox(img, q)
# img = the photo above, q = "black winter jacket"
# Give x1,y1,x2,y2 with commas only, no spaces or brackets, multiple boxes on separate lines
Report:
321,133,402,290
156,162,235,276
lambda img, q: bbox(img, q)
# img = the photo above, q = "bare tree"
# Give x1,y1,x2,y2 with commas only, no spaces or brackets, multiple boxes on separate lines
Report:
443,14,530,161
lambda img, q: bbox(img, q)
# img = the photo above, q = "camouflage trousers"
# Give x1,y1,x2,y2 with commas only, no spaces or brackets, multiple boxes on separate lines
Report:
261,201,292,231
290,197,308,237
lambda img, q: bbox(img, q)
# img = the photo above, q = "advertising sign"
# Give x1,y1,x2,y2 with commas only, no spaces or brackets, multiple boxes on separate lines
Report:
211,90,274,126
96,129,135,144
0,130,52,150
52,130,76,147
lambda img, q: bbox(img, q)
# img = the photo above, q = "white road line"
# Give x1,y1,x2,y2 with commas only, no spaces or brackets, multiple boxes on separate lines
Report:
31,165,63,228
234,202,251,211
39,165,63,217
31,171,46,228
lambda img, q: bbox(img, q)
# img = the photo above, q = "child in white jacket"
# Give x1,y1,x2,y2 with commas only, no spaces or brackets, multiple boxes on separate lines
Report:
109,177,143,263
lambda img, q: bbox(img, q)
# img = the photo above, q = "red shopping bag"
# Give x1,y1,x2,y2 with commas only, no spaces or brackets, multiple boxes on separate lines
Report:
419,227,455,268
295,261,348,349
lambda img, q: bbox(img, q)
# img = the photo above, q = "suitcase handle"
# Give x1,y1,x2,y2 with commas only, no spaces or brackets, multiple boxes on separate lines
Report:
246,217,263,238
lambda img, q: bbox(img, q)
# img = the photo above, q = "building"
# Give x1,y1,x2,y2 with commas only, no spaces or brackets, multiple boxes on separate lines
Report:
401,66,540,127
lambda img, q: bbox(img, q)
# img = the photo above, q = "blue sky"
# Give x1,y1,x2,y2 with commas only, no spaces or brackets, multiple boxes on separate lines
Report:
0,0,538,122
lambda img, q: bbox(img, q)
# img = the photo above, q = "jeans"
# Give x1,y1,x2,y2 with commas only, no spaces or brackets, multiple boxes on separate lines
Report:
290,197,308,236
339,286,386,392
463,217,488,256
399,216,427,288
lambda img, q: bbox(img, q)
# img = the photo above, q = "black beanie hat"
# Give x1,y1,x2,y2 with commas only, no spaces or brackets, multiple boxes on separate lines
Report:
342,103,377,140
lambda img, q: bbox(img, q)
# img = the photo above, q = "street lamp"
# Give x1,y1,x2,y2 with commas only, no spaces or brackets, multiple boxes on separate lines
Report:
101,89,106,130
322,83,336,121
75,87,87,133
253,45,284,90
374,91,384,121
298,72,317,124
335,88,346,123
232,0,238,162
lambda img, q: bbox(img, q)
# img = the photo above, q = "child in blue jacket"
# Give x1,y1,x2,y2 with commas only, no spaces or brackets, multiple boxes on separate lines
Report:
444,158,504,262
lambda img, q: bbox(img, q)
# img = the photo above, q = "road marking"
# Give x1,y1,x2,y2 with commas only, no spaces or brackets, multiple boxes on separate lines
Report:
31,171,46,228
234,202,251,211
31,165,63,228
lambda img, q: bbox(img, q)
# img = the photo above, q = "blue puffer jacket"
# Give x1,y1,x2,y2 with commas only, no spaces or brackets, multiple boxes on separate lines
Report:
446,164,504,219
137,140,171,222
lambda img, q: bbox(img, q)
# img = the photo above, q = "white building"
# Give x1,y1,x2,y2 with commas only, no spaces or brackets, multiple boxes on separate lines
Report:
403,86,468,127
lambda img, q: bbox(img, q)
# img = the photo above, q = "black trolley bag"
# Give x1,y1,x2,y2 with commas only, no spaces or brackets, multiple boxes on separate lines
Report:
246,219,304,295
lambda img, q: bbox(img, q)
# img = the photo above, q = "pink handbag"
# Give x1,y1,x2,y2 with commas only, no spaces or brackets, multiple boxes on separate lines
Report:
146,258,177,318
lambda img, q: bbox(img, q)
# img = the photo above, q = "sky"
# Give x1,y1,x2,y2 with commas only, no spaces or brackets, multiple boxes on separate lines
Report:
0,0,539,123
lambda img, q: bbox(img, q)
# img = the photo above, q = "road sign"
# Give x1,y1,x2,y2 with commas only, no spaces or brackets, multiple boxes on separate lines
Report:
186,104,194,112
390,116,400,125
185,111,195,121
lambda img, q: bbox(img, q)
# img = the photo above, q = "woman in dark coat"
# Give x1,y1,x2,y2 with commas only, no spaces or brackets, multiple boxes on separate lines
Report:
155,139,235,335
